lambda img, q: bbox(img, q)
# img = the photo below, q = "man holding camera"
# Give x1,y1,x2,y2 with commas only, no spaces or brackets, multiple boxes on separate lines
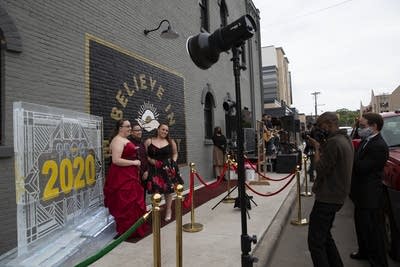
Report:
307,112,354,267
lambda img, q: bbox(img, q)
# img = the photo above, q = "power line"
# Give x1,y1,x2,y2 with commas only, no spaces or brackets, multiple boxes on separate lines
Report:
265,0,355,27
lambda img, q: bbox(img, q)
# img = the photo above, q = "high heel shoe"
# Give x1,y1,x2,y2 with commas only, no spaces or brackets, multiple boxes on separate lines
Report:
165,209,172,222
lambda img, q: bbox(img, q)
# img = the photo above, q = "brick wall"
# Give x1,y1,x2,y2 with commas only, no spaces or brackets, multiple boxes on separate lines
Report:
0,0,262,254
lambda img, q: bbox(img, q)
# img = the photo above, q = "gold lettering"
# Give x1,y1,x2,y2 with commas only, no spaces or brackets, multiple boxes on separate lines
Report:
124,82,134,96
156,85,165,100
132,75,140,91
149,77,157,91
115,90,128,108
166,112,176,126
139,74,147,90
110,107,123,121
165,104,171,112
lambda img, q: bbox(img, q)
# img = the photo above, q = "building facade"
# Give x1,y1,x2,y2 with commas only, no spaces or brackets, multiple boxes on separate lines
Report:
0,0,263,255
389,85,400,111
261,45,293,109
361,87,400,114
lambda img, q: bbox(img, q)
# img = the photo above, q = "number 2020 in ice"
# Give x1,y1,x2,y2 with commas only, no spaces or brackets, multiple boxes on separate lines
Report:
41,154,96,201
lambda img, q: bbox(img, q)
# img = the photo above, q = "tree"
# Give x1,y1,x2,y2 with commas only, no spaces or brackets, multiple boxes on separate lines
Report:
336,108,359,126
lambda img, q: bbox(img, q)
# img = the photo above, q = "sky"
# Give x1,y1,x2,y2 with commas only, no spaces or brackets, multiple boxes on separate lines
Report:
251,0,400,116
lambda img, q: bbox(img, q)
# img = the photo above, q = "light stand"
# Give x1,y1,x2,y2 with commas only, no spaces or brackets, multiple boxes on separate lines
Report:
231,46,257,266
186,14,258,267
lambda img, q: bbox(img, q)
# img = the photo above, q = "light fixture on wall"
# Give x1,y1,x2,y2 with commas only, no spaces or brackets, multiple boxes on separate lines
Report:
144,19,179,39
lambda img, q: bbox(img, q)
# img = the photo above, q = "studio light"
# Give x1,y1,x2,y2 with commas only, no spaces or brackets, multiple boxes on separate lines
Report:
187,14,259,266
144,19,179,39
223,99,236,114
186,15,256,69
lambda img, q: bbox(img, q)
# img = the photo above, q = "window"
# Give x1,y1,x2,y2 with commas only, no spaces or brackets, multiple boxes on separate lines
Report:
204,92,214,139
199,0,210,32
218,0,229,27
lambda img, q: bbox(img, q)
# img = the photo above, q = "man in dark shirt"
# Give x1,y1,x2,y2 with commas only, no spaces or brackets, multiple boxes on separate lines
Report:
128,123,148,188
307,112,354,267
350,112,389,267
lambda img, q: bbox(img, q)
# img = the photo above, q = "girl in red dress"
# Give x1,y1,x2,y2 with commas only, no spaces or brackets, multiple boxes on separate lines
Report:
104,119,149,237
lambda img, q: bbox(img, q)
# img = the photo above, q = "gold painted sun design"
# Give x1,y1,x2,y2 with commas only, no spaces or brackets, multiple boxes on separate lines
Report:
136,102,160,132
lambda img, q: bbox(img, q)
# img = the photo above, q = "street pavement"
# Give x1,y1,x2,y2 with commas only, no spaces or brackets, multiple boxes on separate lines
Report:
259,183,399,267
76,168,399,267
90,171,299,267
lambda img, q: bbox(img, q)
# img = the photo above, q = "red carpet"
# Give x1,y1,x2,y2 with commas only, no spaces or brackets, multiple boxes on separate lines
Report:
126,180,238,242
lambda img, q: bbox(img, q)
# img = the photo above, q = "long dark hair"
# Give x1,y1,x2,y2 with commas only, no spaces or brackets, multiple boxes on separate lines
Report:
156,122,172,143
213,126,222,136
109,119,128,143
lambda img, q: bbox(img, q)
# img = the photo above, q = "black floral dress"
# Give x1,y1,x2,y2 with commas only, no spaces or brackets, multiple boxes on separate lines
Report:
146,142,184,194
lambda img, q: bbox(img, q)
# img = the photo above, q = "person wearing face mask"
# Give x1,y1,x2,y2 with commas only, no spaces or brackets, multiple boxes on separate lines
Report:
349,112,389,267
306,112,354,267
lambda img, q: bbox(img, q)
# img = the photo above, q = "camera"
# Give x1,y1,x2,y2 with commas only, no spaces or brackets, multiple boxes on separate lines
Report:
311,127,327,143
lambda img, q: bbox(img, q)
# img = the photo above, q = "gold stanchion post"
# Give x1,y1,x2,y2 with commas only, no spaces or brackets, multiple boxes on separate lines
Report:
152,193,162,267
291,166,308,226
301,156,312,197
182,163,203,232
223,155,236,203
175,184,183,267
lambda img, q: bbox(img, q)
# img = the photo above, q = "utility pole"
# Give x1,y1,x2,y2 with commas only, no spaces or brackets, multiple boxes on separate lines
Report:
311,91,321,120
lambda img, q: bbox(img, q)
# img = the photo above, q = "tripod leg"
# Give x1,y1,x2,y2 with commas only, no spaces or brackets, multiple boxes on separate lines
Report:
211,185,238,210
245,193,258,207
249,196,258,206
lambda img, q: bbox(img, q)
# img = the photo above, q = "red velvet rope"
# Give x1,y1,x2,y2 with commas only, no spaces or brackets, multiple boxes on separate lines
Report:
194,164,227,189
183,171,194,209
245,173,296,197
182,164,228,209
243,158,295,181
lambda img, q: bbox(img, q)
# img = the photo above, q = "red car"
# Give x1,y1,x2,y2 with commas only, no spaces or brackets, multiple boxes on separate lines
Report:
380,111,400,261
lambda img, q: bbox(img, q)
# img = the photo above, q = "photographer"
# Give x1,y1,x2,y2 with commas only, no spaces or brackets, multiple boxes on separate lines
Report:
306,112,354,267
303,123,328,182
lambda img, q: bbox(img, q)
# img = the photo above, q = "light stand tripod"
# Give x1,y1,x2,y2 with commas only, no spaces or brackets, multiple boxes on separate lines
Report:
231,45,257,266
186,14,258,267
212,184,258,217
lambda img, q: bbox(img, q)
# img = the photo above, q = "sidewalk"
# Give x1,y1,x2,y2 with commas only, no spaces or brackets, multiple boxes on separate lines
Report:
90,171,302,267
265,186,399,267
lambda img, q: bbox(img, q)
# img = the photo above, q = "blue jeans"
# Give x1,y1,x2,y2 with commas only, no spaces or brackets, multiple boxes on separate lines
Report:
308,201,343,267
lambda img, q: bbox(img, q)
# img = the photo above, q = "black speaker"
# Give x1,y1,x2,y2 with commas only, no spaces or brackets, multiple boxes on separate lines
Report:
275,153,298,173
294,119,300,132
280,116,294,132
243,128,255,153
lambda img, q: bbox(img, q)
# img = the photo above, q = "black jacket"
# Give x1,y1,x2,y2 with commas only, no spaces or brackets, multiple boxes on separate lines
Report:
350,133,389,208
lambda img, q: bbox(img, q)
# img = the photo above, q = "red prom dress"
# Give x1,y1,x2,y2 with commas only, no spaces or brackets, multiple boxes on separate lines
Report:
104,142,149,237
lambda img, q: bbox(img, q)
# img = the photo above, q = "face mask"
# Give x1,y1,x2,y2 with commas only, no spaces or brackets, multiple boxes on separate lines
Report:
358,127,373,139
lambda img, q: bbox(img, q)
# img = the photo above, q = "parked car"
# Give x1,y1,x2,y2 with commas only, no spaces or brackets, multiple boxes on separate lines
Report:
339,126,353,136
380,111,400,261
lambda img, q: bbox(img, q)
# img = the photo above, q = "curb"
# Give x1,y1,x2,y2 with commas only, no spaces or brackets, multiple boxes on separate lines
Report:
251,179,299,266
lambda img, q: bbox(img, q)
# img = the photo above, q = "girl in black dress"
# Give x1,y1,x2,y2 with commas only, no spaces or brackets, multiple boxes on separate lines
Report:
144,123,183,221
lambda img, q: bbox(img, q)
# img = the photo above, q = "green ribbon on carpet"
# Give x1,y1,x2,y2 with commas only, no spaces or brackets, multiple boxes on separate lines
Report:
74,211,151,267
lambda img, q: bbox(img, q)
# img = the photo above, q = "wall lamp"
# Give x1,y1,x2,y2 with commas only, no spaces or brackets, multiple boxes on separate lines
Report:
144,19,179,39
